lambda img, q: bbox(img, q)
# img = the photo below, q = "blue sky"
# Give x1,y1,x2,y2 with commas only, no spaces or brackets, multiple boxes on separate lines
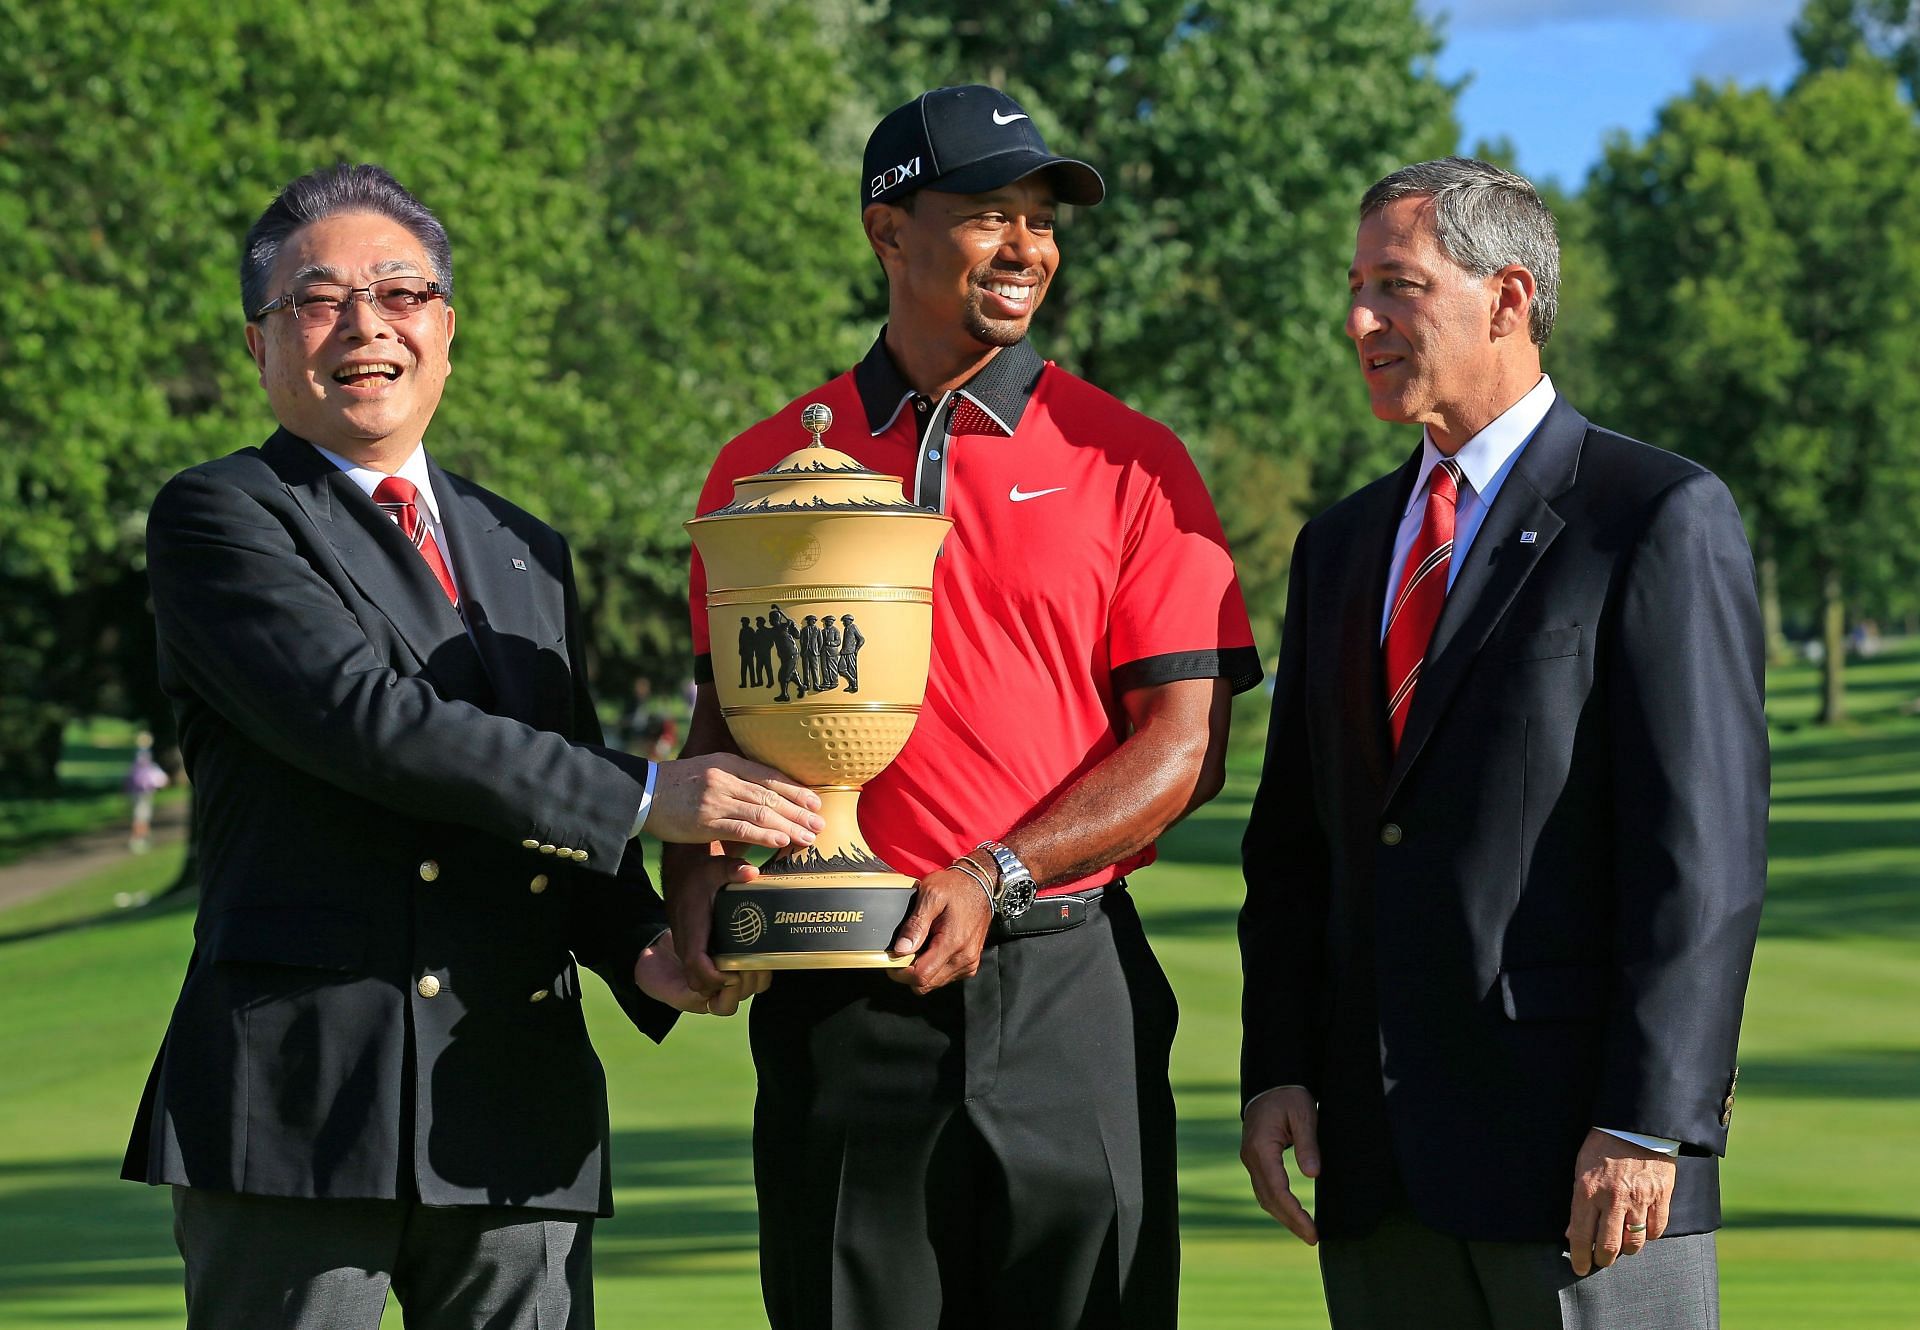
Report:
1418,0,1804,189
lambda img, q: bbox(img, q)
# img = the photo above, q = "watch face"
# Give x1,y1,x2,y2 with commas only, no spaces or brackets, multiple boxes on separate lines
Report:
999,878,1037,920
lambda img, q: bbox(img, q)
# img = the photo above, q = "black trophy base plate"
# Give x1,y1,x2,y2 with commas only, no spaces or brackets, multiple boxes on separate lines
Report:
710,882,915,970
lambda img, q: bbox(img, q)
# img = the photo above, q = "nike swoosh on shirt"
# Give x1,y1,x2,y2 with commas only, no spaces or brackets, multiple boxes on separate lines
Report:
1009,484,1066,503
992,110,1030,125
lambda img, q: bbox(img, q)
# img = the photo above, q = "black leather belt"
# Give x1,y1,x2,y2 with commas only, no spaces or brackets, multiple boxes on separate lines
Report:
990,881,1121,940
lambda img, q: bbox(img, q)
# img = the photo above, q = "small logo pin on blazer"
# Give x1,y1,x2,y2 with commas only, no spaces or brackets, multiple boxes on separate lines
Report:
511,557,528,570
1519,531,1538,544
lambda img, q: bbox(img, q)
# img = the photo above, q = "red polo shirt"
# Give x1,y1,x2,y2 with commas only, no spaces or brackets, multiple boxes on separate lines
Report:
691,336,1260,894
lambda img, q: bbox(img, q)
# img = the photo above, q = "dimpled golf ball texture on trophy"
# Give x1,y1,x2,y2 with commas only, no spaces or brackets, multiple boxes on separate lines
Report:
686,404,952,968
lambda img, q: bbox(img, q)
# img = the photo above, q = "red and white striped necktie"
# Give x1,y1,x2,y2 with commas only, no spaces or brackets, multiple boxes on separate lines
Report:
372,475,459,608
1383,459,1461,749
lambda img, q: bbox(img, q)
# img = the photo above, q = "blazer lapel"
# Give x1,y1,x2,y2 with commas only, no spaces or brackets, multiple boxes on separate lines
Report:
1335,452,1420,800
430,460,545,725
1384,397,1587,802
266,431,489,699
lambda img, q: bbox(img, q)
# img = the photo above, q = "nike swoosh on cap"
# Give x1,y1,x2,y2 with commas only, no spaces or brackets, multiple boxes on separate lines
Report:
992,109,1030,125
1009,484,1066,502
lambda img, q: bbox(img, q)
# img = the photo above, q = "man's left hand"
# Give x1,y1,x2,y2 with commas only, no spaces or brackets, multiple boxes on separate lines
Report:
886,867,992,995
635,931,769,1015
1565,1128,1676,1275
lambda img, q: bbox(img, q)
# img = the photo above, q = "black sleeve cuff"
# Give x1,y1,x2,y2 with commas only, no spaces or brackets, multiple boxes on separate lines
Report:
1112,645,1264,697
692,653,713,685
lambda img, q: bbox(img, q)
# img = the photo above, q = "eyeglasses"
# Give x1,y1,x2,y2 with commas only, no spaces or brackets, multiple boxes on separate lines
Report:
253,277,448,326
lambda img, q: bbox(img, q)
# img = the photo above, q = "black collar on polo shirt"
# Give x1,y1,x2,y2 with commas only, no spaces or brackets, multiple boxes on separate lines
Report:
854,330,1045,437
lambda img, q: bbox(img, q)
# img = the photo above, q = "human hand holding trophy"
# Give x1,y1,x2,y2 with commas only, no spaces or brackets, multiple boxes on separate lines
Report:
685,403,951,968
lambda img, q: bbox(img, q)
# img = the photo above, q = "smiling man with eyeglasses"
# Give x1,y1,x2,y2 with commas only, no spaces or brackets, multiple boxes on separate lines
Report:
122,163,821,1330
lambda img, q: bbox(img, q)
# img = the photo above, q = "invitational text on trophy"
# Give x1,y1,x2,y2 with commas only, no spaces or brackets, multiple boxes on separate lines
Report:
686,404,951,968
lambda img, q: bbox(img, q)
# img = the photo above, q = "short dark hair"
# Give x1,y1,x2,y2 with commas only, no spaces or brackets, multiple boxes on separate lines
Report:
1361,157,1559,346
241,164,453,322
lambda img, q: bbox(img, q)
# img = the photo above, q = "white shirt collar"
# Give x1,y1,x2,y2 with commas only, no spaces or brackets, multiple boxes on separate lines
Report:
311,442,443,523
1403,374,1557,515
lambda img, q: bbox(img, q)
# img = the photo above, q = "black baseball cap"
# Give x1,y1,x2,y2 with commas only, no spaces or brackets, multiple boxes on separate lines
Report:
862,85,1105,210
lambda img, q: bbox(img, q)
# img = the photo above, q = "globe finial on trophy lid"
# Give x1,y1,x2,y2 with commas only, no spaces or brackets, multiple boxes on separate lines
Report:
800,402,833,447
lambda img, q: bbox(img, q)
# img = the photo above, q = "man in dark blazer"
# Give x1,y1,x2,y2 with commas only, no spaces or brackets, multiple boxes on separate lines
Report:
122,164,822,1330
1239,158,1767,1328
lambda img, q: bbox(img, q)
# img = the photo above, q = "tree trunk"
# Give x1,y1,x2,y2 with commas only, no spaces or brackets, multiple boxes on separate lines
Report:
1818,566,1846,726
1758,552,1791,666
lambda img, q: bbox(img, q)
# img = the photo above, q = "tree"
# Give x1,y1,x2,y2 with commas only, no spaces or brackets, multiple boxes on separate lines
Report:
1794,0,1920,94
1586,65,1920,722
0,0,869,786
848,0,1459,625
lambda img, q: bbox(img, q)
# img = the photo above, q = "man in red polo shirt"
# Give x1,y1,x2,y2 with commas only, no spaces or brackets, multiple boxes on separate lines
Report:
666,85,1261,1329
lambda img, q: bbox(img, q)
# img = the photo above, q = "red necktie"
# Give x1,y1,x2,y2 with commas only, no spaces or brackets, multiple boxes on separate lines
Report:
372,475,459,608
1383,459,1461,749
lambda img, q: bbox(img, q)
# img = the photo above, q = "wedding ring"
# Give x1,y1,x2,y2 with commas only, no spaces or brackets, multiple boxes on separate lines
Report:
1625,1222,1648,1234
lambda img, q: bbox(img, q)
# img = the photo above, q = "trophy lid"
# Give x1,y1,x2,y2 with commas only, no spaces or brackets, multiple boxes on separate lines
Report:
690,402,946,521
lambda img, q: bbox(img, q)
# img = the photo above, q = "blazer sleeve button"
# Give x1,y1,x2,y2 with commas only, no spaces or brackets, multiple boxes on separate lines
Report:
1380,823,1404,846
417,860,441,882
521,838,540,850
538,844,557,855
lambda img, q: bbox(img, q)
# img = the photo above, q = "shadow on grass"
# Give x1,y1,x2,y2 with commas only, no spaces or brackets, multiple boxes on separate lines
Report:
0,1159,177,1298
1175,1111,1315,1234
581,1126,761,1275
1724,1210,1920,1231
0,1131,769,1301
1739,1049,1920,1099
0,880,198,948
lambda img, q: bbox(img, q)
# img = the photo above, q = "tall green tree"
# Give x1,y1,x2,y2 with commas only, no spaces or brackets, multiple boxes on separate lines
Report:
1794,0,1920,92
849,0,1459,625
0,0,868,787
1586,65,1920,721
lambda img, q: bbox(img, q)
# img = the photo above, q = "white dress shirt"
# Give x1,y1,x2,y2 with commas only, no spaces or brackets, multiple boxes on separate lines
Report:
1253,378,1681,1158
312,443,658,835
1379,374,1556,642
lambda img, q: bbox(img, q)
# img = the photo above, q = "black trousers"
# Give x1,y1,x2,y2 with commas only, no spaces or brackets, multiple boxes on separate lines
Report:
749,892,1180,1330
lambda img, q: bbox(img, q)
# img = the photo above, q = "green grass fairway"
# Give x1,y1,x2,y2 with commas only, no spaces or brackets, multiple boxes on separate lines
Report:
2,651,1917,1326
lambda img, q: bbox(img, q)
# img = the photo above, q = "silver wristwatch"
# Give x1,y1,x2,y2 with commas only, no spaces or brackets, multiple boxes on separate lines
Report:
976,840,1037,922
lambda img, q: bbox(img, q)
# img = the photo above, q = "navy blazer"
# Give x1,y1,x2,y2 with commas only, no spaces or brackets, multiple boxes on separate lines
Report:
1240,397,1768,1242
124,429,673,1216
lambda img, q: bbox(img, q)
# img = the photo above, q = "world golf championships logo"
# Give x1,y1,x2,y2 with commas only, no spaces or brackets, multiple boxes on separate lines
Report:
728,900,769,948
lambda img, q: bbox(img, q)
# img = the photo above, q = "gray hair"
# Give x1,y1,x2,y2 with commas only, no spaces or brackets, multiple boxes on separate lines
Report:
240,164,453,322
1360,157,1559,346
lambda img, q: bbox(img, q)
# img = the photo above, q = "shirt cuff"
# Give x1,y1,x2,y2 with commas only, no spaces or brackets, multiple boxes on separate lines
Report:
629,761,659,838
1243,1085,1309,1118
1597,1127,1681,1156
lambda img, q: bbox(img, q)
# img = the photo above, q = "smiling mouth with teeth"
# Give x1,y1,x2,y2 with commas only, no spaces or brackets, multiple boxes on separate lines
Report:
333,362,403,385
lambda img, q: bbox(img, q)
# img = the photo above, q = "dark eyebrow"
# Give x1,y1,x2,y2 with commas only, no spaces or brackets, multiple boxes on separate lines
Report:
1348,259,1414,280
289,263,347,285
288,259,425,284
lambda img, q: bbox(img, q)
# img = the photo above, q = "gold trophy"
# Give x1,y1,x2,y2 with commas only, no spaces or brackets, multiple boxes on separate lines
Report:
687,404,951,969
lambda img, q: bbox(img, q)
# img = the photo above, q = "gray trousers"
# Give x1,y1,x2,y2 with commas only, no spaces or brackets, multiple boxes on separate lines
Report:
1321,1206,1718,1330
172,1187,593,1330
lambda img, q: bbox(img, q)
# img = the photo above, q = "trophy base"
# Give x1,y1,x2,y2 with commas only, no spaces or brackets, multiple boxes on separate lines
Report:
716,950,908,971
710,878,917,971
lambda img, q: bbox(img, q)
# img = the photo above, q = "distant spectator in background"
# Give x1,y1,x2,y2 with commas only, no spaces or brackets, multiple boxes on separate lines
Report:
126,731,170,853
621,677,661,753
